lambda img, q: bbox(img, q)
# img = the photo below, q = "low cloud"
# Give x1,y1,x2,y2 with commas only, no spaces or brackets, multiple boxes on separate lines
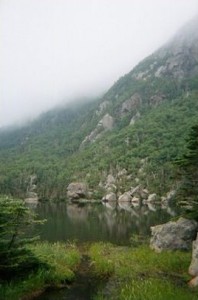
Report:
1,0,198,127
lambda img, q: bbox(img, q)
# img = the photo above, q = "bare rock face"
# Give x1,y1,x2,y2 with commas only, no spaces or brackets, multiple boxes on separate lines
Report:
67,182,88,200
95,101,110,116
81,113,114,146
121,93,142,115
149,94,166,107
150,217,198,252
132,17,198,82
130,111,141,125
154,17,198,80
100,114,114,130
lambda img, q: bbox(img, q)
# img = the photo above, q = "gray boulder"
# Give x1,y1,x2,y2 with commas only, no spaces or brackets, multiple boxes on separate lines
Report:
67,182,88,200
189,233,198,277
131,196,140,204
25,174,38,201
118,192,132,202
102,192,117,202
189,233,198,287
147,193,157,203
105,174,117,192
150,217,198,252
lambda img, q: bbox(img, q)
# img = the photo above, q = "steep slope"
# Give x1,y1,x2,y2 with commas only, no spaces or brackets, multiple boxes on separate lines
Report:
0,16,198,200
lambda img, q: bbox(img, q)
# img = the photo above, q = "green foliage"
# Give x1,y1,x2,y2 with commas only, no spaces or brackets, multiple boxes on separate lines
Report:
0,196,41,279
176,124,198,218
0,242,81,300
0,46,197,201
89,243,114,277
30,242,81,284
90,243,197,300
118,278,198,300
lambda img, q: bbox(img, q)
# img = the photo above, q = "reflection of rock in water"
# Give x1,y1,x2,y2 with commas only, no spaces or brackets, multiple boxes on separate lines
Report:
161,202,177,216
147,203,157,212
98,206,130,238
102,201,117,210
34,202,176,245
166,206,177,217
67,204,89,222
131,202,140,208
118,202,132,212
25,198,38,210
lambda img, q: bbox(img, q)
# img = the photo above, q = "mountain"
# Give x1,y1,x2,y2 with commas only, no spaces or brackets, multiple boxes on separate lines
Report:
0,16,198,201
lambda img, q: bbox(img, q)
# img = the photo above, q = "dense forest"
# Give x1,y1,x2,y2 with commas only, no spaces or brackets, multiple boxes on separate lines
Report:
0,16,198,206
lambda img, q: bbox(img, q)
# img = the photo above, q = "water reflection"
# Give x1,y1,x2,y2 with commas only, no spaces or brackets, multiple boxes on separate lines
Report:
34,201,177,246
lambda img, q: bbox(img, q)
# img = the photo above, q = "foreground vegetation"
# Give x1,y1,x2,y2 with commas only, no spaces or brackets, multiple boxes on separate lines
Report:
0,196,81,300
0,242,81,300
1,240,198,300
1,196,198,299
89,242,198,300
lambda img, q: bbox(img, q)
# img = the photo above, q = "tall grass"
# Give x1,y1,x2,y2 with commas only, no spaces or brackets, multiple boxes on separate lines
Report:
0,242,81,300
89,243,198,300
119,278,198,300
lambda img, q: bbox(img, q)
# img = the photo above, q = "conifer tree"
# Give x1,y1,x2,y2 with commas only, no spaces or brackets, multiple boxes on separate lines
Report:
0,197,40,279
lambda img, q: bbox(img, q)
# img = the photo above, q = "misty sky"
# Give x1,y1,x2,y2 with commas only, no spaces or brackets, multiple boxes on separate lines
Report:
1,0,198,127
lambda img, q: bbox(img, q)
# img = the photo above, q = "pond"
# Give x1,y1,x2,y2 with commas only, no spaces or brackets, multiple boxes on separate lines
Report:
32,200,177,300
34,201,176,245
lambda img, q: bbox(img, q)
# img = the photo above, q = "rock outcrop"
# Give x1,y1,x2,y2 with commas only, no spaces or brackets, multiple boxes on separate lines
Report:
81,113,114,146
102,192,117,202
95,101,110,116
130,111,141,125
150,217,198,252
121,93,142,115
67,182,88,200
132,17,198,82
189,233,198,287
118,192,132,202
25,175,38,203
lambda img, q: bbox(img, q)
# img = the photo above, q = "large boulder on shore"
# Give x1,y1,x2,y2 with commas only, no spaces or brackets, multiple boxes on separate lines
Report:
118,192,132,202
102,192,117,202
67,182,88,200
189,233,198,287
150,217,198,252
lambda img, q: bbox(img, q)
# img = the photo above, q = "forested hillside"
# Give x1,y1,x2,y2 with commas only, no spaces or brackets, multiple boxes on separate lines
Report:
0,16,198,201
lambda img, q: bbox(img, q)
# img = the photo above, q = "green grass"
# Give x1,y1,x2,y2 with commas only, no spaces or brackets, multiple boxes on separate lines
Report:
89,242,198,300
89,242,115,277
30,241,81,284
119,278,198,300
0,242,81,300
1,242,197,300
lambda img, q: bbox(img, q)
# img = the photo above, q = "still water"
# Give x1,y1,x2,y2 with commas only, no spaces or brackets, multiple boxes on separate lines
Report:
34,201,176,245
33,201,176,300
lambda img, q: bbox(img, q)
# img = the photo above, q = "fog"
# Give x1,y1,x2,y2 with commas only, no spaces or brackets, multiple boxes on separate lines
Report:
1,0,198,127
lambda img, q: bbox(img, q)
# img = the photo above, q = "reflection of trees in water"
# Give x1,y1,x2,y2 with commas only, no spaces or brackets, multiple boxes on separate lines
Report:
67,204,89,222
33,202,177,244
